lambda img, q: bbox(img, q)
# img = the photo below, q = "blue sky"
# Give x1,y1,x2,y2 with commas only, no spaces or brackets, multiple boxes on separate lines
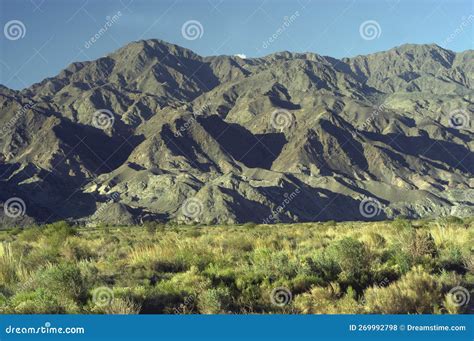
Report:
0,0,473,89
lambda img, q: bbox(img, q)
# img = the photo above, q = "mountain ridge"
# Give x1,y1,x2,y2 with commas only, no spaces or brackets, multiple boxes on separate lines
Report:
0,39,472,226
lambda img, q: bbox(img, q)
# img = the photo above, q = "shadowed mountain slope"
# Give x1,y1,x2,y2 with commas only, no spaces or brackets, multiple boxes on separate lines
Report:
0,40,473,225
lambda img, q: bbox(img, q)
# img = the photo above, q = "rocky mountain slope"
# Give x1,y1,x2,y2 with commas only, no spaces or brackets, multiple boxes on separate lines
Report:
0,40,473,225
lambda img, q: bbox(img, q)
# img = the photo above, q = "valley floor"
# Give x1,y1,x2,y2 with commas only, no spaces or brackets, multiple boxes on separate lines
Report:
0,218,473,314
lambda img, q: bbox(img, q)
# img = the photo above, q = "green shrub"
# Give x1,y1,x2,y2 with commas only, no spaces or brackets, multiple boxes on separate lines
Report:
35,263,87,302
392,217,412,229
366,232,386,248
310,252,340,283
363,266,442,313
406,230,437,262
8,288,79,314
326,237,373,291
42,221,77,248
198,287,232,314
243,222,257,229
18,226,42,242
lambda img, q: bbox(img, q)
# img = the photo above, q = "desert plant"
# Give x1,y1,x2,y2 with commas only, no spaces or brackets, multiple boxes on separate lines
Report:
326,237,373,291
363,266,442,313
197,287,232,314
35,262,88,302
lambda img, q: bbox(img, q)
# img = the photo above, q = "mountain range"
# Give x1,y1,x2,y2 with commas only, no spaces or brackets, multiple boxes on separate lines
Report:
0,39,473,226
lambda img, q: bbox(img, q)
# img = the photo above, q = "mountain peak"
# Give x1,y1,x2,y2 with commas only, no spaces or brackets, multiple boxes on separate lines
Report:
1,39,472,225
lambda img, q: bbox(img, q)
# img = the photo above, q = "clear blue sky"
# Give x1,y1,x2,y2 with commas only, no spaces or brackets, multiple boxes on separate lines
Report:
1,0,473,89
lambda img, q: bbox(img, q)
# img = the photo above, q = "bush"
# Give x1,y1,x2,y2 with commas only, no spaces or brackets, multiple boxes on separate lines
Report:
294,283,361,314
326,238,373,291
392,217,412,229
363,266,442,313
198,287,232,314
365,232,386,248
42,221,77,249
17,226,42,242
61,238,94,262
406,230,437,262
8,289,79,314
35,263,87,302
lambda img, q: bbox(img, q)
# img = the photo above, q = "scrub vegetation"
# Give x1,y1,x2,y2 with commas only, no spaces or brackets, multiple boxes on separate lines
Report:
0,217,472,314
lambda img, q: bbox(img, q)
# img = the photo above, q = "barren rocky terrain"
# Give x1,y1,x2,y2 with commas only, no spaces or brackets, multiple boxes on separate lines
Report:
0,40,472,225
